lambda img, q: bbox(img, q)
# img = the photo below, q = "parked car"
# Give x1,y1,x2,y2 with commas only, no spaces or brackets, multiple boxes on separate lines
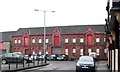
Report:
76,56,95,72
30,54,39,60
38,54,53,61
50,54,57,61
56,54,68,61
1,53,32,64
89,52,97,61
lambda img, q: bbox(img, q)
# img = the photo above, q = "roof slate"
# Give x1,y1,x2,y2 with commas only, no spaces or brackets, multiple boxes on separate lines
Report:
1,24,105,41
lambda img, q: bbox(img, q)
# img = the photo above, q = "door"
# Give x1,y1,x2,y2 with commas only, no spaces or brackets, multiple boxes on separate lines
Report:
52,47,62,54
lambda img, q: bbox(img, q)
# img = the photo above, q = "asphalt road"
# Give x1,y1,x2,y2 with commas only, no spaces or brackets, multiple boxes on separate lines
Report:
2,61,109,72
17,61,109,72
17,61,76,72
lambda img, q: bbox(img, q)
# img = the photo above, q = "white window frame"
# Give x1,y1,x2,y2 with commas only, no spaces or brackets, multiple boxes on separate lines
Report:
46,52,48,54
65,49,68,55
32,38,35,43
39,38,42,43
96,37,100,42
72,48,76,53
80,38,84,43
104,48,107,53
46,38,48,43
15,39,17,44
88,49,91,53
96,49,99,55
65,38,68,43
80,49,83,55
18,39,21,44
104,37,106,42
33,51,35,54
73,38,76,43
39,51,42,55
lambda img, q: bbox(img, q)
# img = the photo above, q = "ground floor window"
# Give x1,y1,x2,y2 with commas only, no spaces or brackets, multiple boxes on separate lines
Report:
65,48,68,55
72,46,76,55
96,48,99,56
88,48,91,53
80,49,83,55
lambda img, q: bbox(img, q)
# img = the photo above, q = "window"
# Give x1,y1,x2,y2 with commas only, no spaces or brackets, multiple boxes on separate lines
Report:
18,39,21,44
46,52,48,54
15,39,17,44
46,38,48,43
32,38,35,43
104,37,106,42
104,48,107,53
39,38,42,43
65,38,68,43
39,52,42,55
96,37,100,42
88,49,91,53
65,49,68,55
33,51,35,54
73,37,76,43
24,37,28,46
72,48,76,53
80,37,84,43
80,49,83,55
96,49,99,55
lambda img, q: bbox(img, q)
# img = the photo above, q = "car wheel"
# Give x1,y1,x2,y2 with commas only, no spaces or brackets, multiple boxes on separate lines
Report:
2,60,7,64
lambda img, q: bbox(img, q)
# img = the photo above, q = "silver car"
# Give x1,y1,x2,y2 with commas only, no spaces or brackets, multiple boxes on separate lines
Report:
76,56,95,72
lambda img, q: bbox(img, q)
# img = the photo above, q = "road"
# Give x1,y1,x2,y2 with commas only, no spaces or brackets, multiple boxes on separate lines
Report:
17,61,109,72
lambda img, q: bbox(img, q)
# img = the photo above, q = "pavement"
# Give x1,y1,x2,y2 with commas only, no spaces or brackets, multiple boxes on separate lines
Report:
96,61,110,72
1,63,49,72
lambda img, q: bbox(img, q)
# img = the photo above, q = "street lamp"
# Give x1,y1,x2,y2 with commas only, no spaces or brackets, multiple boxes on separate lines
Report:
35,9,55,63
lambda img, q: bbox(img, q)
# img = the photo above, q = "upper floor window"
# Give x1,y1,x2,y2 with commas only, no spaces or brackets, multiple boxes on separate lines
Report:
15,39,17,44
96,37,100,43
18,39,21,44
65,38,68,43
32,38,35,43
46,38,48,43
38,38,42,43
73,37,76,43
80,37,84,43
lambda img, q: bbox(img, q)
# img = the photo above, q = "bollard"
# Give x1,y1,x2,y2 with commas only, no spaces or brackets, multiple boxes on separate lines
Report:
16,57,18,68
8,57,10,70
41,58,43,64
28,57,30,67
37,58,39,65
23,57,24,67
33,57,35,66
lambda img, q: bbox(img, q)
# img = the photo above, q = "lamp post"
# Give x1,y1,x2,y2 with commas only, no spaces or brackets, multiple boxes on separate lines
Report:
35,9,55,63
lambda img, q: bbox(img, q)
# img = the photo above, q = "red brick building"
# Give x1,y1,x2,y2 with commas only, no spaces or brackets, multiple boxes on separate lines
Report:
1,25,106,59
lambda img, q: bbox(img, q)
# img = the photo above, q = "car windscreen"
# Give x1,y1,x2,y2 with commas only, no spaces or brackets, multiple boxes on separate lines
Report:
79,56,93,62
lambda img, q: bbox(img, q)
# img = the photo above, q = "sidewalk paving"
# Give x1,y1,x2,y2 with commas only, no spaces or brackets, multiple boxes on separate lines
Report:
96,61,110,72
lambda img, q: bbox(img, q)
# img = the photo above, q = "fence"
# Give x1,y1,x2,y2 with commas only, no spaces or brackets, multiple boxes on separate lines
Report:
1,56,47,71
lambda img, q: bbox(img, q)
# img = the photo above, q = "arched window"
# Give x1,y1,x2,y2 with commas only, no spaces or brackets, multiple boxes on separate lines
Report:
53,34,60,46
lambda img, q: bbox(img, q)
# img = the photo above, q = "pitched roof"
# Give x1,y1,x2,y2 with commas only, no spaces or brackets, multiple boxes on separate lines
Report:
1,24,105,41
2,31,16,41
14,24,105,36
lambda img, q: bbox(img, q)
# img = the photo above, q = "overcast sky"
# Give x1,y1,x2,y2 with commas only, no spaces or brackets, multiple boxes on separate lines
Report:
0,0,108,32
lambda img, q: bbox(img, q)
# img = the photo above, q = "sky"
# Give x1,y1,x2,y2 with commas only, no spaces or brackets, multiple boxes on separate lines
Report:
0,0,108,32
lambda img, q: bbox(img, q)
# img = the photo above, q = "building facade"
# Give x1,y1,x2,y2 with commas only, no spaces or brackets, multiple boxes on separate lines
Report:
1,25,106,60
106,0,120,71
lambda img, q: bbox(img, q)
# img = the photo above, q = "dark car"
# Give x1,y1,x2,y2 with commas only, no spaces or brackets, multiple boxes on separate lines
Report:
56,54,68,61
76,56,95,72
1,53,32,64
